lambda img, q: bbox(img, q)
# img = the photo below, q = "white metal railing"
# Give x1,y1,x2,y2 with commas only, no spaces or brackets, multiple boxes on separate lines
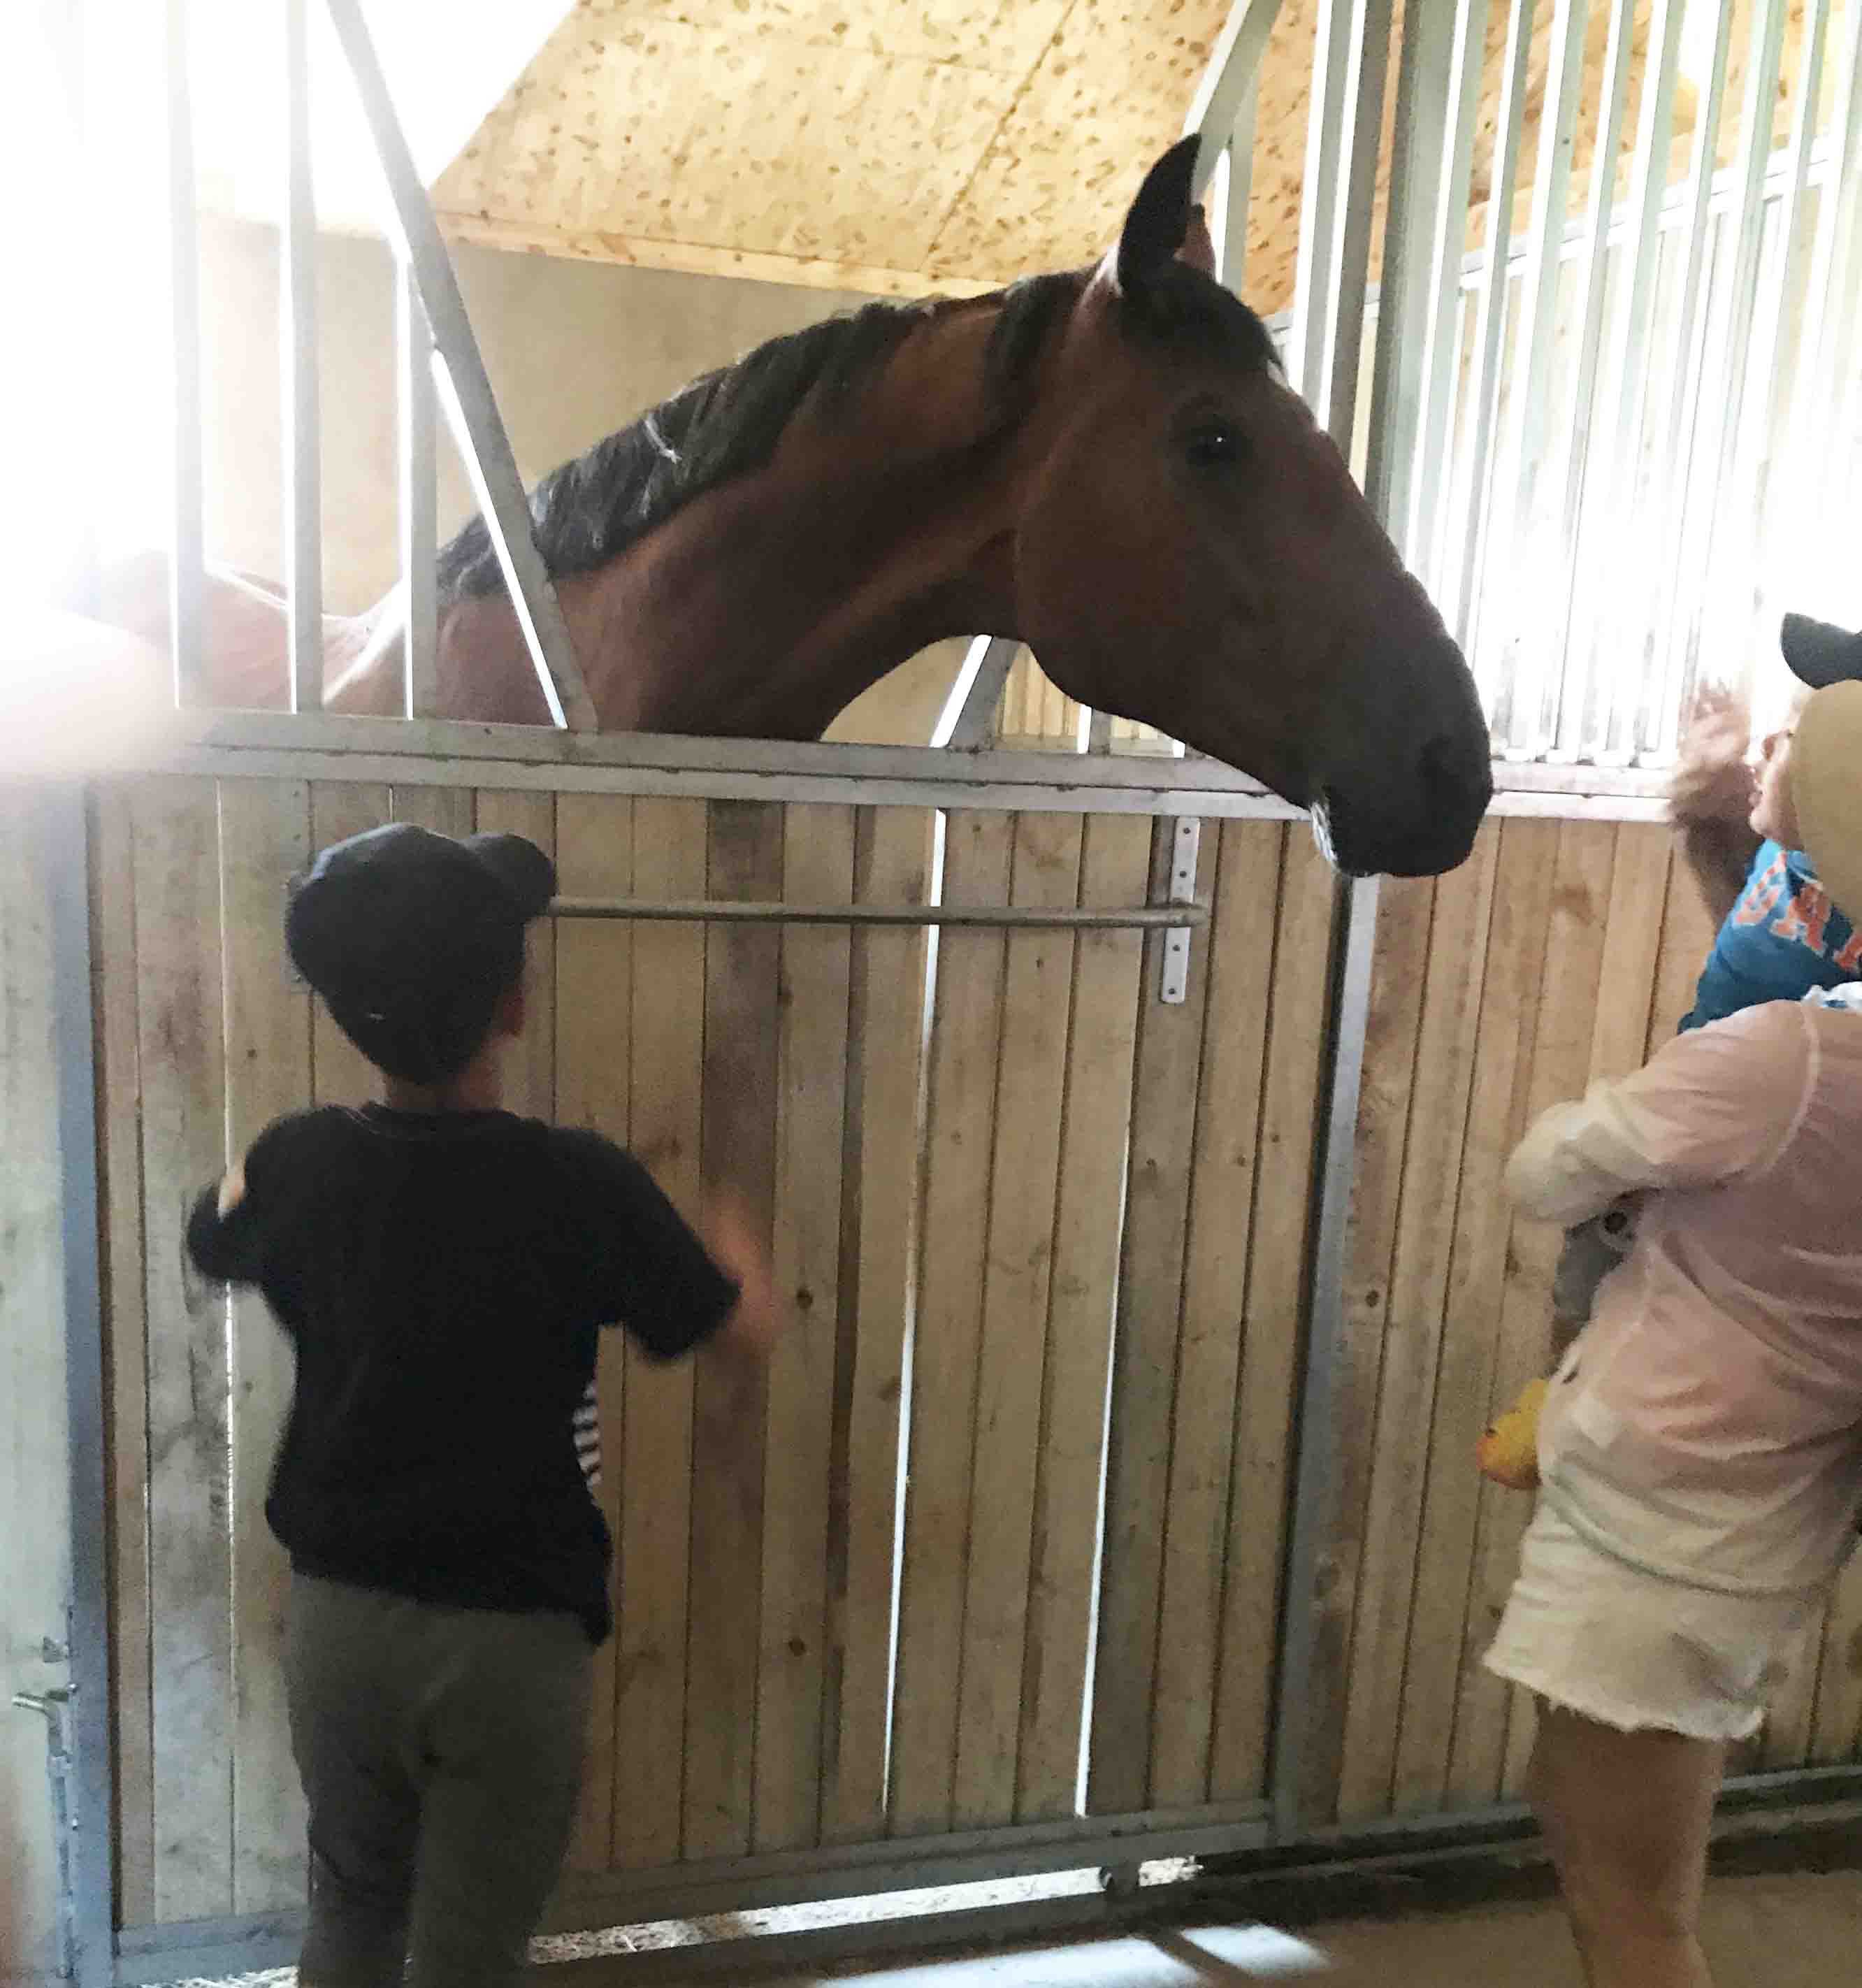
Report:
161,0,596,730
986,0,1862,771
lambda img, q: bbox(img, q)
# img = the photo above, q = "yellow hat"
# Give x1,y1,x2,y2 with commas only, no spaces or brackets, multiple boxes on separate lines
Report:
1794,679,1862,932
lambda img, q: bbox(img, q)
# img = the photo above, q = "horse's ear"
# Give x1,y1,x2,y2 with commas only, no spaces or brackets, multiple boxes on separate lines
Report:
1180,205,1217,277
1116,137,1202,296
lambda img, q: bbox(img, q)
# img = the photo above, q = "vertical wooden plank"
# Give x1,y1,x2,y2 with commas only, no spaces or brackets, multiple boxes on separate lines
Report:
389,784,475,837
1589,826,1671,1081
1394,818,1561,1813
823,807,934,1845
1209,829,1341,1803
1335,825,1501,1821
952,813,1084,1830
1148,820,1283,1808
684,801,782,1859
1088,817,1216,1815
308,784,390,1109
94,786,157,1925
890,812,1013,1838
134,776,232,1920
474,791,557,1121
1,791,71,1964
754,805,856,1854
612,797,706,1868
554,793,634,1872
220,780,313,1913
1451,821,1617,1806
1645,838,1719,1053
1292,870,1436,1823
1015,814,1150,1822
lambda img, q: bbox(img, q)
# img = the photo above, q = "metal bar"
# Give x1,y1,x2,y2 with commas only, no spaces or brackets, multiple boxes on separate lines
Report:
164,0,203,708
1575,0,1685,763
1321,0,1393,451
1270,872,1381,1839
1640,0,1738,756
1445,0,1536,668
1767,0,1856,614
1742,0,1832,658
549,897,1208,931
1158,816,1201,1002
36,788,117,1988
1402,0,1490,584
1676,0,1789,710
281,0,324,714
1287,0,1357,405
932,634,1020,749
1363,0,1459,544
317,0,598,733
1536,0,1640,761
1485,0,1588,756
1183,0,1286,198
397,257,438,719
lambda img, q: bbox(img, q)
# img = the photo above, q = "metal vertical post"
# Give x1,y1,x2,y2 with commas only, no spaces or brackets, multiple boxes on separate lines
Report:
1270,870,1381,1839
282,0,324,714
1675,0,1788,710
164,0,204,707
1269,0,1400,1847
1574,0,1684,763
1536,0,1640,758
1395,0,1490,583
39,787,117,1988
1485,0,1587,756
1445,0,1535,675
398,257,439,719
319,0,597,732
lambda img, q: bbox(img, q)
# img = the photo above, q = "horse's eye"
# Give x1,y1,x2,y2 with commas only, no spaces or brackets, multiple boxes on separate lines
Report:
1186,422,1246,469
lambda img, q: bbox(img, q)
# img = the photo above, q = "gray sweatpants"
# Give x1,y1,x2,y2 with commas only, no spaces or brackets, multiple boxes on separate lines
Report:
284,1573,593,1988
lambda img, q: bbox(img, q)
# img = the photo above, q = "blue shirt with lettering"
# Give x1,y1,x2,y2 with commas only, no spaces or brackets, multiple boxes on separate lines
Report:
1680,840,1861,1032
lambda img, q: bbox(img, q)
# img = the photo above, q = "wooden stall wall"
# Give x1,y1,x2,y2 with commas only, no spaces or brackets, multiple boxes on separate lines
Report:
94,773,1335,1928
1306,816,1862,1827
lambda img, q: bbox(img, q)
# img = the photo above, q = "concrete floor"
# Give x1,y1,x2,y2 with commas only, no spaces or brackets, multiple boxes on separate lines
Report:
154,1869,1862,1985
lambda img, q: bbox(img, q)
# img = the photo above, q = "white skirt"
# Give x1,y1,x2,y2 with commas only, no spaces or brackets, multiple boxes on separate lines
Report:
1483,1497,1820,1743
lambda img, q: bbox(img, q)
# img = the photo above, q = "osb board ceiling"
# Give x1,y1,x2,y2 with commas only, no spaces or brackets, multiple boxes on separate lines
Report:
431,0,1832,315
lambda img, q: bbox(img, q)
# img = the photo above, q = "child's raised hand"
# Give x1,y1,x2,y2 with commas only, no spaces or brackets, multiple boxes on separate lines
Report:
702,1190,781,1357
1670,683,1755,819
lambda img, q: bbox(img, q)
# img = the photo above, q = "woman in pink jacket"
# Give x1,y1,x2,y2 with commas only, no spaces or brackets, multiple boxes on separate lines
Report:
1487,667,1862,1988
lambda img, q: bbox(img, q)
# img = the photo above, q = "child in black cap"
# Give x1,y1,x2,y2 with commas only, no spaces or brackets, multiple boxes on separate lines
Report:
187,821,775,1988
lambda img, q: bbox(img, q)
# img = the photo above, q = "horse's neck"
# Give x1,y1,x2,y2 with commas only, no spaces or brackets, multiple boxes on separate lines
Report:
556,304,1029,740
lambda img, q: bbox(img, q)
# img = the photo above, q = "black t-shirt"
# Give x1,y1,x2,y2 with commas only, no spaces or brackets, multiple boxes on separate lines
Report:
185,1104,737,1642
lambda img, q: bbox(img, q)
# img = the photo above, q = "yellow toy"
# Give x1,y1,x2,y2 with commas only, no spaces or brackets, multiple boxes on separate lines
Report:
1476,1378,1547,1490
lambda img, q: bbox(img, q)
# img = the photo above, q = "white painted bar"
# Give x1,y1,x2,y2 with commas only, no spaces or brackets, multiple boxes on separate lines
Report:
282,0,323,715
319,0,598,733
397,258,438,719
1487,0,1587,756
164,0,203,707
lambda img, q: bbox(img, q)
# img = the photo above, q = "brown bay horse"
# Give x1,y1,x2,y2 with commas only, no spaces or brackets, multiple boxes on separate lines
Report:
110,141,1492,878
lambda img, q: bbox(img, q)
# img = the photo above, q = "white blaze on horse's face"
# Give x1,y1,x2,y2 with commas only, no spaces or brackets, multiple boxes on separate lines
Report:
1015,139,1492,880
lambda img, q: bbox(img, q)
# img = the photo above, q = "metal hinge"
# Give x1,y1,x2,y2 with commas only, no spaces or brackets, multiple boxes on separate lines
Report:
12,1676,76,1980
1160,817,1201,1004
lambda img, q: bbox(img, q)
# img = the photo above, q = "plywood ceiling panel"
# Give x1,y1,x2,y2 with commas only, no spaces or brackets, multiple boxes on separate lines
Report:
430,0,1833,311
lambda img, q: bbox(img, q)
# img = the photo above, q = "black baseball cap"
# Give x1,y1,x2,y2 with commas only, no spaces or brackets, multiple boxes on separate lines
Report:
286,823,556,1083
1780,612,1862,690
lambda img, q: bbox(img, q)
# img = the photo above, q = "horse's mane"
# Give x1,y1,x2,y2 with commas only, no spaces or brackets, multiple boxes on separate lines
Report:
435,264,1277,603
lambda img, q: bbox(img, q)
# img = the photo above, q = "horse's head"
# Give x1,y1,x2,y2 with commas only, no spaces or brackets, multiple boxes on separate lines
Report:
1013,139,1491,877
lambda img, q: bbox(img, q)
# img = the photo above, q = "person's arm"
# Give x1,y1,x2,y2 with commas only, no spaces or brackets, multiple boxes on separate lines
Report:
185,1132,284,1284
563,1133,779,1360
1668,684,1762,926
1506,1004,1810,1227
